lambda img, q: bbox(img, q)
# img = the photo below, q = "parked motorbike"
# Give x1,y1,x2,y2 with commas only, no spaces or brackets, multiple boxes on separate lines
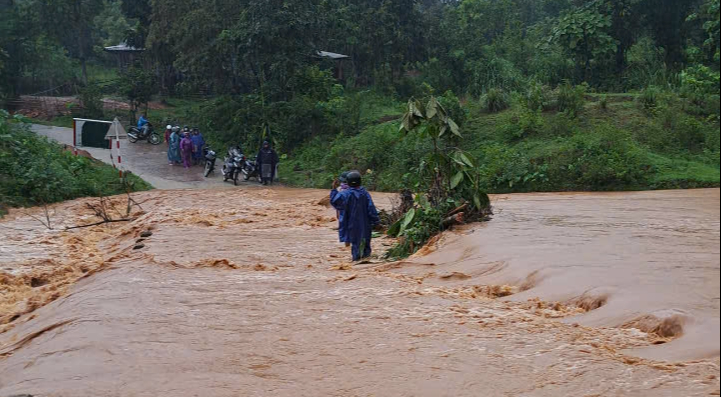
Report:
241,156,263,183
128,123,162,145
221,147,245,186
203,146,217,178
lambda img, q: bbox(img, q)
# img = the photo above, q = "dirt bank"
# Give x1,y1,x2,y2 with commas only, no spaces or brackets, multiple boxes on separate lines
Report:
1,188,719,396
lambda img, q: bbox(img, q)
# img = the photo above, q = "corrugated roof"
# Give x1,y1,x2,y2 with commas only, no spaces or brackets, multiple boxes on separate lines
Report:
317,51,349,60
104,42,145,52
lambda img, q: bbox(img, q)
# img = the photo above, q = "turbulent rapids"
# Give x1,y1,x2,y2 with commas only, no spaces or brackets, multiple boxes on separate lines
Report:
1,187,719,396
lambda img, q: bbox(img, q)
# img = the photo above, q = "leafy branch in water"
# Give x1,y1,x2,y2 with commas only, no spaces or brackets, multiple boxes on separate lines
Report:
386,96,492,258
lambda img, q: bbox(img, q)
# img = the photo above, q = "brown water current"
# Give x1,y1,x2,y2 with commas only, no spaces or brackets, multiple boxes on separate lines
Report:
403,189,721,362
1,188,719,396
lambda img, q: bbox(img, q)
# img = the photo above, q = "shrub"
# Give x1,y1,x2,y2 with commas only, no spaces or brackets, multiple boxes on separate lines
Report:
599,94,608,111
680,65,720,96
514,107,545,139
638,86,662,113
492,151,534,189
78,83,105,120
323,123,402,189
481,88,510,113
438,90,467,127
466,56,524,97
525,80,553,111
706,122,721,154
679,66,721,117
545,112,577,137
418,57,460,94
555,125,652,189
675,116,709,152
625,36,667,90
555,82,586,117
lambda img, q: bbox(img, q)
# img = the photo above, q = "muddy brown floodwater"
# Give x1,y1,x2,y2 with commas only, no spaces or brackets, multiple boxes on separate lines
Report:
1,188,719,397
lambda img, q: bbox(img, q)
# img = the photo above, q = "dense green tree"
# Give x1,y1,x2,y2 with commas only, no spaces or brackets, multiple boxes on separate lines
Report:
549,6,617,84
94,0,134,48
31,0,105,84
1,0,719,99
119,62,156,120
0,0,77,96
121,0,151,47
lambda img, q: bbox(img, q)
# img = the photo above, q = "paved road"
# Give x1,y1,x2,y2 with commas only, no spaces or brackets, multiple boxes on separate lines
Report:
32,124,244,190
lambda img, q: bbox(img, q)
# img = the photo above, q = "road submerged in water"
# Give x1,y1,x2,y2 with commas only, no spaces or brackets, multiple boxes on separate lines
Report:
1,186,719,397
0,127,719,396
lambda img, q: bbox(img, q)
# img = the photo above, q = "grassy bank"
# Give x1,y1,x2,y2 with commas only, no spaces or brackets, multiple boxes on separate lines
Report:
281,93,720,193
0,114,152,216
21,89,720,194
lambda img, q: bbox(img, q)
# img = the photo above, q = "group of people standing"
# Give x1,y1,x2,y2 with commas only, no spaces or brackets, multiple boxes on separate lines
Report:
165,126,206,169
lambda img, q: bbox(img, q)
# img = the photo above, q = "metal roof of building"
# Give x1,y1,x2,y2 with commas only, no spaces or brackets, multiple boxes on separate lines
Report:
316,51,350,60
104,42,145,52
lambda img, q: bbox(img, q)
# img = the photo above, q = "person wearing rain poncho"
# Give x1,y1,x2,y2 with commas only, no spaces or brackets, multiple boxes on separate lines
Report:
180,132,193,169
256,141,279,185
335,172,351,246
164,125,172,145
191,128,205,165
167,127,182,165
330,171,380,261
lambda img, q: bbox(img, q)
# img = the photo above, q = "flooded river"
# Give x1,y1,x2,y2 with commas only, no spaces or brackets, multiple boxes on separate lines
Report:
1,188,719,396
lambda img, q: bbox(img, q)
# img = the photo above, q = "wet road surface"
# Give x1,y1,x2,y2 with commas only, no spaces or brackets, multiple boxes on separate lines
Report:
31,124,243,190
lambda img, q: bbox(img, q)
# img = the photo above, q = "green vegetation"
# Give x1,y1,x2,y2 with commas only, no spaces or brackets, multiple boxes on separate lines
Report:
283,91,719,193
481,89,511,113
0,112,152,216
1,0,720,205
384,96,491,257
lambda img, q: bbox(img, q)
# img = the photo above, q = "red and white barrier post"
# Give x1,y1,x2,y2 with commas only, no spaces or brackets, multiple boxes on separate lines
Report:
114,120,123,178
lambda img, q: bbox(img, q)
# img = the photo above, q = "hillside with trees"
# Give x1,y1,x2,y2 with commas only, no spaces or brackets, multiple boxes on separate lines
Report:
1,0,719,193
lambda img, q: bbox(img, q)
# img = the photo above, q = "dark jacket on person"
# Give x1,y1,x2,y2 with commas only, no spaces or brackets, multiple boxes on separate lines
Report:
257,147,279,167
257,146,279,180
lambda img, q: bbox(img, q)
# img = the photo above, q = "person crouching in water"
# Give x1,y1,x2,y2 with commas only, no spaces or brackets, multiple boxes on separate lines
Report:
330,171,380,261
257,140,279,185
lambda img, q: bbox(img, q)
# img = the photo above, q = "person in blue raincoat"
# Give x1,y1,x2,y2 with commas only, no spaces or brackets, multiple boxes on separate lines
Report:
137,113,149,129
167,127,182,165
137,113,150,138
335,172,351,245
190,128,205,165
330,171,380,261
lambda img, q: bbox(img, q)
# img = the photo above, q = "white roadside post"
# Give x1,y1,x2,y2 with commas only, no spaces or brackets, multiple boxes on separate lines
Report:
106,117,128,179
115,118,123,178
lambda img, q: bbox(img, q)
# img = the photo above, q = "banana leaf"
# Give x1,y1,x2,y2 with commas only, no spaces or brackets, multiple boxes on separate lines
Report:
399,208,418,236
450,171,464,189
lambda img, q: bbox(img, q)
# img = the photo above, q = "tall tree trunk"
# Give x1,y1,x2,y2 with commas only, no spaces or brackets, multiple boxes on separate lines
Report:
74,1,88,85
80,25,88,85
81,57,88,85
